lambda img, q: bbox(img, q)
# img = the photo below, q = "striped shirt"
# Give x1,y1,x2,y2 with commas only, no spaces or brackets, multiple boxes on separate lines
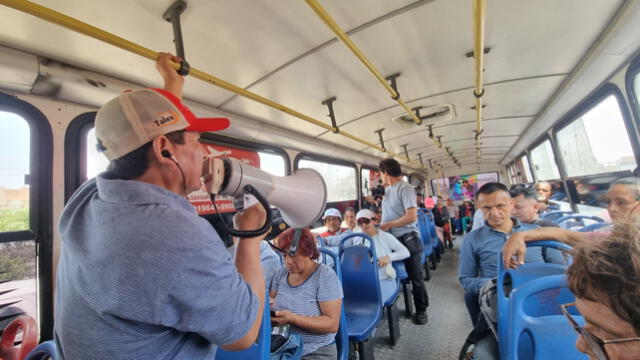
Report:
270,263,343,355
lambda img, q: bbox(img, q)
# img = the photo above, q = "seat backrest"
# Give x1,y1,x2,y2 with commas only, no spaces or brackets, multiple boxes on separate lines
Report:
416,210,433,256
215,290,271,360
555,214,605,229
0,316,38,360
426,210,440,249
24,341,62,360
338,234,382,311
497,240,572,355
319,248,349,360
539,210,573,221
578,222,610,233
506,275,586,359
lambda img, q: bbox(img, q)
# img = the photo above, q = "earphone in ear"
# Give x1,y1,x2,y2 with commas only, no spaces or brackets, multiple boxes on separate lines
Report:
161,150,179,164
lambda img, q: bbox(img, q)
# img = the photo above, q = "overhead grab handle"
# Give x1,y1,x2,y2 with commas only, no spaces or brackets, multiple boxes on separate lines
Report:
322,97,339,134
304,0,430,129
162,0,190,75
375,128,387,152
401,144,410,161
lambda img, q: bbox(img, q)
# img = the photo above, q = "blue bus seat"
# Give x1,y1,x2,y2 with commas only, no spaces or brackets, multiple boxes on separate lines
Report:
539,210,573,222
215,290,271,360
506,275,587,360
578,222,610,233
338,234,383,345
394,261,414,317
319,248,350,360
497,240,572,359
555,214,604,229
417,209,434,278
25,341,62,360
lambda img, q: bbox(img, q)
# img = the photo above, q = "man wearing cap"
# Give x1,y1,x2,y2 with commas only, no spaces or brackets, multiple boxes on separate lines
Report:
354,209,410,302
54,53,265,359
317,208,352,251
378,158,429,325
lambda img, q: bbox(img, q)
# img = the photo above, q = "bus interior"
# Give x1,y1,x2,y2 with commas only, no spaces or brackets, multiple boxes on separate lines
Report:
1,0,640,359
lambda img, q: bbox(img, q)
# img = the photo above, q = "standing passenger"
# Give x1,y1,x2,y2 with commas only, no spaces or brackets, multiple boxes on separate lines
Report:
55,53,265,359
378,158,429,325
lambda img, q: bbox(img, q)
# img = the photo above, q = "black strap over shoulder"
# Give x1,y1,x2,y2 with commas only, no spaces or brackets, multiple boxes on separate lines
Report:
288,228,303,257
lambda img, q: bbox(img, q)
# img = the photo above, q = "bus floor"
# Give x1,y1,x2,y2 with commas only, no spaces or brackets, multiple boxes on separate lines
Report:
371,238,471,360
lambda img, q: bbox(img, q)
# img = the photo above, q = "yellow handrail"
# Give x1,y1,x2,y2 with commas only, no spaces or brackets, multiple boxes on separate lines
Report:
304,0,446,142
305,0,450,152
473,0,486,156
0,0,426,166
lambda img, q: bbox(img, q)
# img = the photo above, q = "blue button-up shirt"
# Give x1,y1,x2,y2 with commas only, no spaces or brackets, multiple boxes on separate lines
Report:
55,174,259,360
458,218,564,294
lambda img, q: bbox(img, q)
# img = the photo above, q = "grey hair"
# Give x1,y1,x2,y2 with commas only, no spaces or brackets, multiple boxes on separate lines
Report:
610,177,640,198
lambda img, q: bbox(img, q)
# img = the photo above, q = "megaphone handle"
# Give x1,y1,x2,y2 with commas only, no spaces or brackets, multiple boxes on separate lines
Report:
211,184,273,238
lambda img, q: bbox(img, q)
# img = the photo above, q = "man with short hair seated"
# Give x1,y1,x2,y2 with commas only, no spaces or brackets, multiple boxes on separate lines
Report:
459,182,564,325
343,207,356,231
510,185,558,228
563,219,640,359
352,209,409,302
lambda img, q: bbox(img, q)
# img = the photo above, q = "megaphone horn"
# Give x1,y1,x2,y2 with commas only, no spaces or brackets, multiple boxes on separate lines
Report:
203,157,327,228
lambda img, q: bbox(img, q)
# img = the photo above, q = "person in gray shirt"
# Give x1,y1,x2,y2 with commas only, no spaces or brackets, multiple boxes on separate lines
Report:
378,158,429,325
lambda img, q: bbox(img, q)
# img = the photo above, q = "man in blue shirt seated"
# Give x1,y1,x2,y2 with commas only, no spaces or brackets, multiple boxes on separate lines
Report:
458,182,564,325
55,53,266,359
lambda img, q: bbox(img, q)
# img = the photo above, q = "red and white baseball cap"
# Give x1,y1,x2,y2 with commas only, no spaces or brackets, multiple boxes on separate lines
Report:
95,88,230,160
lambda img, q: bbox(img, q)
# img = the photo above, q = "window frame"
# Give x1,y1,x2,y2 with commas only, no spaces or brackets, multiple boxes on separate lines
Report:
360,165,379,199
625,53,640,165
293,153,358,204
64,112,96,202
0,92,54,341
527,136,562,181
551,83,639,177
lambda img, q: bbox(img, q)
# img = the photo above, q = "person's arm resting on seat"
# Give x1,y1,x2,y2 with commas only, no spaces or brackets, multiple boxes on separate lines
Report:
502,227,584,270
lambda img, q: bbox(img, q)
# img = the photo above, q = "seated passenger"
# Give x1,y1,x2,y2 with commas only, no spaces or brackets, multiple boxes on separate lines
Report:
352,209,409,301
270,228,343,359
230,239,281,285
510,185,558,228
564,219,640,359
317,208,352,251
459,182,564,325
503,177,640,268
535,181,560,213
343,207,357,231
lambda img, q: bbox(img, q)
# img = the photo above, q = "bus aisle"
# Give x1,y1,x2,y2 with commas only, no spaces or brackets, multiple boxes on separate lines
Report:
373,238,469,359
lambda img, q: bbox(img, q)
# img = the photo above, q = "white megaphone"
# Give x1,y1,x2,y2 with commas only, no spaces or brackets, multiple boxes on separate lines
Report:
203,157,327,228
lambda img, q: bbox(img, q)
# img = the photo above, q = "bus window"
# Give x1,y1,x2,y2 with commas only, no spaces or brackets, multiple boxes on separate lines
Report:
530,140,560,180
258,151,286,177
556,95,636,177
0,111,37,330
297,159,356,203
86,127,110,179
521,155,533,183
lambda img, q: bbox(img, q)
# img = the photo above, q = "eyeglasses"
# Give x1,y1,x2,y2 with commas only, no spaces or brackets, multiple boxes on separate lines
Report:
561,302,640,360
357,218,371,225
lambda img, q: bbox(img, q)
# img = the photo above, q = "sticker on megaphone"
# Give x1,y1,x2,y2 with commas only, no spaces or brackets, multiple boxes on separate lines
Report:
232,193,260,211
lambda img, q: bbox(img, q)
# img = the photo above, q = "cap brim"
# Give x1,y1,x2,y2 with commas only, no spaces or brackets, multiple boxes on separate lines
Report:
186,117,230,132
